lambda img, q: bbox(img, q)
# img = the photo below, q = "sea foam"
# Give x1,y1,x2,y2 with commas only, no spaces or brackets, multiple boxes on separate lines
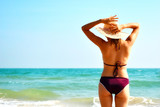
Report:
0,96,159,107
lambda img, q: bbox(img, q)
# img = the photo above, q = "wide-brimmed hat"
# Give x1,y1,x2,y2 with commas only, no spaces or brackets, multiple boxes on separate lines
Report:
95,23,129,39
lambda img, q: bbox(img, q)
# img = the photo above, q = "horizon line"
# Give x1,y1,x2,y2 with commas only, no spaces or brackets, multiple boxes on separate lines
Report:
0,67,160,69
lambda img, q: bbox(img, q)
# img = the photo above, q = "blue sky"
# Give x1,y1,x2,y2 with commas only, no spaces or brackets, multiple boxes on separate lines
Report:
0,0,159,68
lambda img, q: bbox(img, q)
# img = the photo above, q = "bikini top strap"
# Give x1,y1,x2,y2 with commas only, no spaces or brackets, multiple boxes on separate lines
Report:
103,61,127,67
103,63,116,66
103,61,127,77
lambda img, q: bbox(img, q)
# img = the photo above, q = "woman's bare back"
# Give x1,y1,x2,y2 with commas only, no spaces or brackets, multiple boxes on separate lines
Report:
82,16,140,107
100,39,132,78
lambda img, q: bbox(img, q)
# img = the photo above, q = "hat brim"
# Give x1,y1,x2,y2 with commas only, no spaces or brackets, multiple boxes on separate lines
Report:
95,23,129,39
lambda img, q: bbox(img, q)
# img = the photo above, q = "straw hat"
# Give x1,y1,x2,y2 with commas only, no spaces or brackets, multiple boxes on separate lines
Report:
95,23,129,39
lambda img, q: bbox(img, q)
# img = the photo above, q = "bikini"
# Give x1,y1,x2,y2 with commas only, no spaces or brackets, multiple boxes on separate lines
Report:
100,61,129,95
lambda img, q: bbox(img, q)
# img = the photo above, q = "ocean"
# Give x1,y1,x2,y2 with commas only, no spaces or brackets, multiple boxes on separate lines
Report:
0,68,160,107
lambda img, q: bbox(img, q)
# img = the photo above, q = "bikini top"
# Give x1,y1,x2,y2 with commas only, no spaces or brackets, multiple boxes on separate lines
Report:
104,61,127,77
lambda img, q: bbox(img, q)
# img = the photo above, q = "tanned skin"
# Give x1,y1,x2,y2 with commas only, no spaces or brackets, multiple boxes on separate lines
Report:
82,15,140,107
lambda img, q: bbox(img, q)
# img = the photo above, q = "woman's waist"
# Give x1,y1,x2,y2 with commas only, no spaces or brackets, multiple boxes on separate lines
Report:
101,68,129,78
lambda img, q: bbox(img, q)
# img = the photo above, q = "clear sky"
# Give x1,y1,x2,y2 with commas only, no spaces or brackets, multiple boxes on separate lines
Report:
0,0,160,68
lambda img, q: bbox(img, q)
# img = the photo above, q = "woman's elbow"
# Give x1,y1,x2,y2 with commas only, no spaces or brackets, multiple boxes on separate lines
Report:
136,23,140,28
81,26,85,31
82,25,90,31
133,23,140,29
81,25,87,31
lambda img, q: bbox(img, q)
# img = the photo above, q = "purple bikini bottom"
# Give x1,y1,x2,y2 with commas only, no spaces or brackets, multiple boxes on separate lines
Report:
100,76,129,95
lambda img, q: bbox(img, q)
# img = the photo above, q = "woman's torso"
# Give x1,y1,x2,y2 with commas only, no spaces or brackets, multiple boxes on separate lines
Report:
100,39,132,78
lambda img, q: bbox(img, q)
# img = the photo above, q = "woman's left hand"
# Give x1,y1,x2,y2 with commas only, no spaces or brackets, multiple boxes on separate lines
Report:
100,15,119,24
107,22,121,34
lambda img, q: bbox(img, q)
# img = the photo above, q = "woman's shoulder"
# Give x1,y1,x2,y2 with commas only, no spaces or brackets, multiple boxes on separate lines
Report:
121,39,131,47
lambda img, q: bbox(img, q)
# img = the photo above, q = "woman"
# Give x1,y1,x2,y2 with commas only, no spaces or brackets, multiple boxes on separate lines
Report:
81,15,140,107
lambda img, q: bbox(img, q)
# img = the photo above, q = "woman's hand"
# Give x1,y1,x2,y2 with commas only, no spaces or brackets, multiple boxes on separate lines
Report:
111,24,123,33
100,15,119,24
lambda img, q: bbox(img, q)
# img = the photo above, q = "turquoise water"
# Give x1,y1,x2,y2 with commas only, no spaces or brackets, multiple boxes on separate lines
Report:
0,68,160,107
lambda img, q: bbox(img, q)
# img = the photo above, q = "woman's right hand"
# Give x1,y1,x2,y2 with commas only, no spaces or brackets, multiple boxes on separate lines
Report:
100,15,119,24
109,24,123,34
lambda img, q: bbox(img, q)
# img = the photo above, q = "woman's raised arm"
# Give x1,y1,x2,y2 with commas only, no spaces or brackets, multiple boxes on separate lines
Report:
81,19,105,48
120,23,140,46
81,15,118,48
